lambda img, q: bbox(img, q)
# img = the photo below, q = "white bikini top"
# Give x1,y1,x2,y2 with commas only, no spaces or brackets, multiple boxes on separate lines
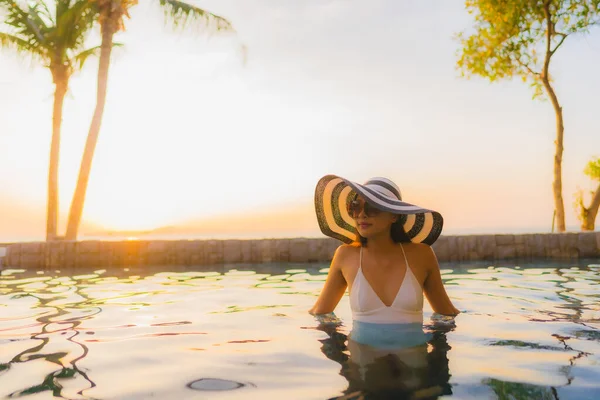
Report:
350,244,424,324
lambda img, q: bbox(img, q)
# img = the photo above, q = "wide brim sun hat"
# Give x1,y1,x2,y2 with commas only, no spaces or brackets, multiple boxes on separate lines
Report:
314,175,444,245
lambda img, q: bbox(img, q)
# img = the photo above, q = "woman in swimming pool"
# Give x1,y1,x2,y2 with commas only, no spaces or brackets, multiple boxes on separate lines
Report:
309,175,459,397
309,175,460,321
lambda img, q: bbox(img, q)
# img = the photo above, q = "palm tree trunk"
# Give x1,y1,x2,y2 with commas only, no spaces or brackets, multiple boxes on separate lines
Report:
46,77,68,241
64,22,115,240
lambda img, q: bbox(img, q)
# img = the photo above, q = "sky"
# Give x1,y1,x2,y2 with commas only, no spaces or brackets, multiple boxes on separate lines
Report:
1,0,599,241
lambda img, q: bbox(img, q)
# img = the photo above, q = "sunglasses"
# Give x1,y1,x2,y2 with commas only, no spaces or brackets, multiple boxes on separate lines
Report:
347,199,382,218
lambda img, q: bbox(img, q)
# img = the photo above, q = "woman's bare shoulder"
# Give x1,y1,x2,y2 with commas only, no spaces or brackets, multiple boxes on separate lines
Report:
331,244,360,269
402,243,437,266
334,244,360,259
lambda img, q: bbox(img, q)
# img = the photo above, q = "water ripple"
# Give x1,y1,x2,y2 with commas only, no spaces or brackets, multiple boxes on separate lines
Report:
0,261,599,399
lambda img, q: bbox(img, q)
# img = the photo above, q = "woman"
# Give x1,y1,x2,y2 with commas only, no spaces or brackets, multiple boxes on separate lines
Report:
309,175,459,397
309,175,460,319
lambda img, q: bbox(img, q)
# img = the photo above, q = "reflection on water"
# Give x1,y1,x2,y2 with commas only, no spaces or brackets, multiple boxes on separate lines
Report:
314,317,454,399
0,261,599,399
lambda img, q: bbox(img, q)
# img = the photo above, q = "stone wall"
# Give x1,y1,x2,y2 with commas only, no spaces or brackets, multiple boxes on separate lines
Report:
2,232,600,269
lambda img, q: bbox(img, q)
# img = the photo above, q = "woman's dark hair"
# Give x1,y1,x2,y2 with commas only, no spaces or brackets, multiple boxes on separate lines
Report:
358,219,411,246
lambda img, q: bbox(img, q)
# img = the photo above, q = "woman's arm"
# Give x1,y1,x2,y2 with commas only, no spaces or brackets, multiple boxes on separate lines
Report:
308,245,349,315
421,245,460,316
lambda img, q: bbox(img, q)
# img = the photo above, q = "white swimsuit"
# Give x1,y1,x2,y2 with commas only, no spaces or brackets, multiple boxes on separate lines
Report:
350,244,424,324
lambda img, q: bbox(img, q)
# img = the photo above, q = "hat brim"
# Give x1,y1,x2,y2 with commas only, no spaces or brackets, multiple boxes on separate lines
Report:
314,175,443,245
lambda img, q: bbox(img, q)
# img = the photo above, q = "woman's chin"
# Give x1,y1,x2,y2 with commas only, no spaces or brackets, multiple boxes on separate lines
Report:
357,228,376,238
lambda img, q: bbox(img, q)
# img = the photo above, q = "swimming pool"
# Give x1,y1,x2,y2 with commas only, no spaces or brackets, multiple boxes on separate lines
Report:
1,260,599,399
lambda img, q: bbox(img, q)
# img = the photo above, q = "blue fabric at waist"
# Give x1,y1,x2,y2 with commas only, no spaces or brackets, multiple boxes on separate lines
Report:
349,320,431,349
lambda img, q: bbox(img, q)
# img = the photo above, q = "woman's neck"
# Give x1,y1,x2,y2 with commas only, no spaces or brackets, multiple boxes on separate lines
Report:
364,234,397,254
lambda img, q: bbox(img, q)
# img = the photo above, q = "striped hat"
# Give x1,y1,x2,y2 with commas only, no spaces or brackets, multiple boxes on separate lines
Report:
314,175,443,245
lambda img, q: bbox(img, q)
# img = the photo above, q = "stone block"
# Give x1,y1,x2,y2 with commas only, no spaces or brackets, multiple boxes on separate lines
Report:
275,239,291,262
166,240,185,264
249,240,262,263
5,244,21,266
547,234,560,254
306,239,318,262
514,244,527,259
78,253,108,267
47,250,64,269
432,236,449,262
78,241,102,253
495,234,515,246
521,234,538,258
19,254,44,269
240,240,253,263
577,232,598,258
184,241,205,265
569,248,580,259
548,247,563,259
147,253,168,265
558,233,578,251
319,239,339,261
446,236,458,262
224,240,243,264
290,239,309,263
254,239,270,262
147,241,169,253
476,235,496,260
312,238,336,262
496,245,516,260
304,239,321,262
456,236,476,261
206,240,224,265
532,234,547,258
107,242,127,266
514,235,525,244
63,244,78,268
20,242,46,254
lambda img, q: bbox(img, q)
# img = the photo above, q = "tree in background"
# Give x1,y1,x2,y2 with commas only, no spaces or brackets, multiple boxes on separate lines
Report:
456,0,600,232
0,0,99,240
574,157,600,230
64,0,234,240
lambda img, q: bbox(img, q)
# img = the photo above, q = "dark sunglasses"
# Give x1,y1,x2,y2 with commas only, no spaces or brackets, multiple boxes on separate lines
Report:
347,199,382,218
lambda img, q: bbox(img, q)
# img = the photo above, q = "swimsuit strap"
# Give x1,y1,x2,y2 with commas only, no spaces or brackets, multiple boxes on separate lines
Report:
399,243,410,269
359,246,363,270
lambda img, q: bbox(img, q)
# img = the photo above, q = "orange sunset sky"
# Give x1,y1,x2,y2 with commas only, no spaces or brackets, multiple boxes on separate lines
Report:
1,1,599,242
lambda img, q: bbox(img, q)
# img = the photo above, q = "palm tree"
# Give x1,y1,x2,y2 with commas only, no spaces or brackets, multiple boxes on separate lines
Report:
0,0,99,240
64,0,234,240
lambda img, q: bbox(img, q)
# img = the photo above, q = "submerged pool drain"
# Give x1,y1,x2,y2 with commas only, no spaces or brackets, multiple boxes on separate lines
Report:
188,378,250,391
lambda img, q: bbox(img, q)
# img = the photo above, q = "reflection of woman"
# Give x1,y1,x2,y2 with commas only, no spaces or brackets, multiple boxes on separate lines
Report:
315,319,453,399
309,175,459,397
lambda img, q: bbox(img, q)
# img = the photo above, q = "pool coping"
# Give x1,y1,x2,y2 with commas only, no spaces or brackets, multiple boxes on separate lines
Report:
1,232,599,269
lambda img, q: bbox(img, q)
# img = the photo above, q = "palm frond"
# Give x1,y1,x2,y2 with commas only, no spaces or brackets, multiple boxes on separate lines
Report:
72,42,121,69
72,44,100,69
158,0,233,32
25,2,52,43
54,0,98,50
2,1,47,47
1,0,101,70
35,0,55,26
0,31,46,61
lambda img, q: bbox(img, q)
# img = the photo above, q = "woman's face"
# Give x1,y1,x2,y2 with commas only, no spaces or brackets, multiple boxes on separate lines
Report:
348,196,397,238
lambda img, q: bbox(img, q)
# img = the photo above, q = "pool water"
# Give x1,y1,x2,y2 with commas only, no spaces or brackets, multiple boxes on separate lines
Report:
1,261,599,399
